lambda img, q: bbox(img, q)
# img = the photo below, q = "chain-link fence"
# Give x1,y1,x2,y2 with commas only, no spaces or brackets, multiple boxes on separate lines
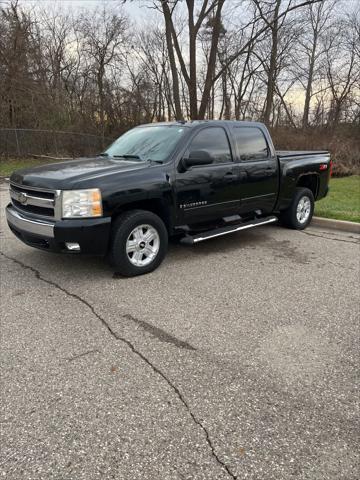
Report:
0,129,115,158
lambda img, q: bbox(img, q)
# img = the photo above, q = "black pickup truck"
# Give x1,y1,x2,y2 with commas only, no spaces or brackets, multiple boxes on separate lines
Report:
6,121,331,276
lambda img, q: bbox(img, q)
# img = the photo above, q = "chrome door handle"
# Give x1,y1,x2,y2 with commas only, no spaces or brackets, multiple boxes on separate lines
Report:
223,172,237,181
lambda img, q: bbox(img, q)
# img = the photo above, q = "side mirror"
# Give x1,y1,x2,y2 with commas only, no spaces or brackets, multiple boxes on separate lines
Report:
184,150,213,169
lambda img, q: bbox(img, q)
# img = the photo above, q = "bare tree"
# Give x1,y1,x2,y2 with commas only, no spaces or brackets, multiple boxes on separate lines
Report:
157,0,226,119
324,16,359,126
160,1,183,119
0,1,44,127
136,27,174,120
79,6,128,139
253,0,282,125
296,0,335,127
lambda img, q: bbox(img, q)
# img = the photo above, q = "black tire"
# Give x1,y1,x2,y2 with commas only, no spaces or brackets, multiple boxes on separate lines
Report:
280,187,314,230
109,210,168,276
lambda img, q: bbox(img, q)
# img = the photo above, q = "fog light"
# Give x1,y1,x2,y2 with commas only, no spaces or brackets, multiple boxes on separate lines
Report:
65,242,80,252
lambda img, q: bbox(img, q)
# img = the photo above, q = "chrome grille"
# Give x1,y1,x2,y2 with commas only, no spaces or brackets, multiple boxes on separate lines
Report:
10,183,60,219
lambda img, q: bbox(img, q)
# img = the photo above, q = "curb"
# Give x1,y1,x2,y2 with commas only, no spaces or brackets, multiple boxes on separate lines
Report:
312,216,360,234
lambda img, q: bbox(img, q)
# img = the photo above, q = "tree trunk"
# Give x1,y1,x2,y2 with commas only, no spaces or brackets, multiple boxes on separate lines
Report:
223,71,231,119
263,0,281,127
302,33,317,128
97,62,105,146
187,0,198,119
161,1,183,120
198,0,225,119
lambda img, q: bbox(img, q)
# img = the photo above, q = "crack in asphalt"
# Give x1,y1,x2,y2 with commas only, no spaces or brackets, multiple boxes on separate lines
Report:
122,313,196,351
302,230,359,244
67,349,100,362
0,251,237,480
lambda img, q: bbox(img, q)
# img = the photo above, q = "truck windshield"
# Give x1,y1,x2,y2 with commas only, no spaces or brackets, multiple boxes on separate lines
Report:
104,126,186,162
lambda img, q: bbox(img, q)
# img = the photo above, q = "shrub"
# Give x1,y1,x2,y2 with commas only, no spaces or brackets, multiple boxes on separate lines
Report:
270,125,360,177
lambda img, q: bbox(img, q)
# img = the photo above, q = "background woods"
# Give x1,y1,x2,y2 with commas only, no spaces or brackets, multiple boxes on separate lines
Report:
0,0,359,174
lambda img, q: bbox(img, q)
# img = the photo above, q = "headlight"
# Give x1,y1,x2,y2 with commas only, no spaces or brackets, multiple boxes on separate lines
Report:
62,189,102,218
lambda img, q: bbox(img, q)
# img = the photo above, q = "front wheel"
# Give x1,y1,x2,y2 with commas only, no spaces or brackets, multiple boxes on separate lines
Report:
109,210,168,276
280,187,314,230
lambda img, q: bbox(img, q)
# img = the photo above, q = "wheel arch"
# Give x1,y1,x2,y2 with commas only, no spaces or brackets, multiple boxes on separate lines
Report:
296,173,320,199
111,198,173,233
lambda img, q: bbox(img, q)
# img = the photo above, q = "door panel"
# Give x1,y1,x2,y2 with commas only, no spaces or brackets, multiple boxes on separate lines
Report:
175,126,240,224
237,158,278,213
175,163,240,224
232,126,278,214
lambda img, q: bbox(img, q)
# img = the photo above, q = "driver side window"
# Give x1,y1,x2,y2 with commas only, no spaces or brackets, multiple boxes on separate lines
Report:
189,127,232,164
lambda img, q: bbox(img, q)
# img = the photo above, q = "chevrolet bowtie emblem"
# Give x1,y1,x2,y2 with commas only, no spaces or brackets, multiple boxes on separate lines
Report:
17,192,28,205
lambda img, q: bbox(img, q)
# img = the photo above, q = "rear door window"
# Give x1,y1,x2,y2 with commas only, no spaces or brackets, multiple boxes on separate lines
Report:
233,127,269,161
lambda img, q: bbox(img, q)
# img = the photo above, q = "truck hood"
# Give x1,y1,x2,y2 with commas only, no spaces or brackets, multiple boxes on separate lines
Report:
10,157,151,190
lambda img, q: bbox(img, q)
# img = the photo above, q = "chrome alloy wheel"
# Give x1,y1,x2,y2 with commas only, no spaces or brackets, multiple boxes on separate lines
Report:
296,195,311,224
126,224,160,267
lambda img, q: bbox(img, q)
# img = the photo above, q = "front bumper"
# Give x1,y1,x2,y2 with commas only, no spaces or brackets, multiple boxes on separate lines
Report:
6,204,111,255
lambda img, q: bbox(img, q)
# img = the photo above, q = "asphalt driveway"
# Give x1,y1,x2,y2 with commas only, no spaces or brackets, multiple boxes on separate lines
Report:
0,184,359,480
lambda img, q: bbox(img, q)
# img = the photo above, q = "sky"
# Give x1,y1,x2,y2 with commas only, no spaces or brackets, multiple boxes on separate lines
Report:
5,0,359,27
3,0,359,16
2,0,150,18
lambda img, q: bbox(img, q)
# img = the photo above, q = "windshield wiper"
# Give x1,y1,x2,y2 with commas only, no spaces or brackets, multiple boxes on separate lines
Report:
146,159,163,164
112,154,162,164
113,154,143,161
98,152,109,157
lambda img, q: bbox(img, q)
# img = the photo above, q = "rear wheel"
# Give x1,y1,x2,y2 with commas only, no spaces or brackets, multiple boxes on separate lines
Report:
109,210,168,276
280,187,314,230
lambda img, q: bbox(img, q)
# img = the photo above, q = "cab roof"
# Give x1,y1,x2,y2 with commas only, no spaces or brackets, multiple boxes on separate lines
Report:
137,120,266,129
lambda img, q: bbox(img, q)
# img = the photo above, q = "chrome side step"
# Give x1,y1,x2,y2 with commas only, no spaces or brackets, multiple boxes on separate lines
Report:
180,216,278,245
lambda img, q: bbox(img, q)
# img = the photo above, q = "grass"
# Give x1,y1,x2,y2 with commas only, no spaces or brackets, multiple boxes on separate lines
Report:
1,157,359,223
0,157,59,177
315,175,360,223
